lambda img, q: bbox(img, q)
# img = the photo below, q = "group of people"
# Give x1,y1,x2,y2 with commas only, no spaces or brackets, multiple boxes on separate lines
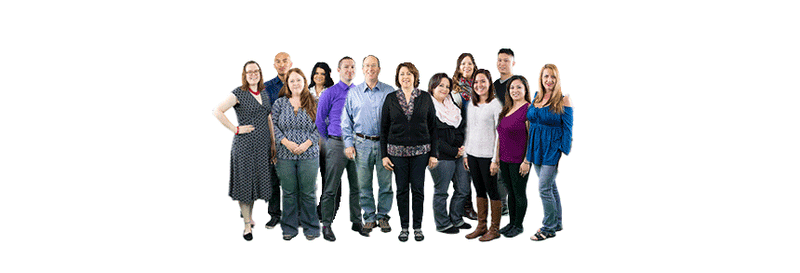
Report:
212,49,573,243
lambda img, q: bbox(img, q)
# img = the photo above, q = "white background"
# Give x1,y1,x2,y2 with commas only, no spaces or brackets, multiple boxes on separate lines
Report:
2,0,799,272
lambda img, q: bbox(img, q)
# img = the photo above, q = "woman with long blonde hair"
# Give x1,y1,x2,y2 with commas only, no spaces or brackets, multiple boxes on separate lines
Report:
525,64,573,241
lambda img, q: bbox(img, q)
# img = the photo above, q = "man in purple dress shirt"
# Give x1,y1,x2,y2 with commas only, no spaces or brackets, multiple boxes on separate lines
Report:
316,57,363,241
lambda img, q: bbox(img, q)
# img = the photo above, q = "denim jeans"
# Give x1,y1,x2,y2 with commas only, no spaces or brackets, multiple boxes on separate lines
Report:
390,154,427,230
320,138,361,226
534,164,562,234
500,161,530,228
429,158,469,231
354,137,393,223
277,158,320,237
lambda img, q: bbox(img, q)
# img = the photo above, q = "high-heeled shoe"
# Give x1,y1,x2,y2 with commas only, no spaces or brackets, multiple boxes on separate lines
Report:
243,226,253,241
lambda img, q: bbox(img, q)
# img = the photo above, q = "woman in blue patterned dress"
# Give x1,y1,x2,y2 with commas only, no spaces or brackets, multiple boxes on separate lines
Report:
271,68,321,241
525,64,573,241
212,60,276,241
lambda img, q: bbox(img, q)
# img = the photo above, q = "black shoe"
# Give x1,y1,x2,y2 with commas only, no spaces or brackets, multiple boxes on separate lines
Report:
351,222,363,232
504,226,523,238
283,234,296,241
457,222,472,229
398,230,409,242
265,216,280,229
305,234,319,241
439,226,459,234
499,223,515,235
243,231,253,241
322,226,336,242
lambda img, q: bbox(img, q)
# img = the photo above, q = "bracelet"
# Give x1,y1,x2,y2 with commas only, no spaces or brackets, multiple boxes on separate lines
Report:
236,126,240,135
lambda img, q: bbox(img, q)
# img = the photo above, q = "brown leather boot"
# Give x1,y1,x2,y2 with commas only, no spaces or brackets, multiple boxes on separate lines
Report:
465,197,488,239
464,198,478,220
479,200,502,241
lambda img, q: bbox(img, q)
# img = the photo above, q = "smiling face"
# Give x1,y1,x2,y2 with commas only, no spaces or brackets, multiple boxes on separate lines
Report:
244,63,261,86
497,53,514,75
274,52,292,77
398,66,415,89
473,73,490,99
508,78,527,102
432,77,451,102
362,56,380,82
313,67,326,87
459,56,475,79
287,71,305,94
541,68,557,92
338,59,355,83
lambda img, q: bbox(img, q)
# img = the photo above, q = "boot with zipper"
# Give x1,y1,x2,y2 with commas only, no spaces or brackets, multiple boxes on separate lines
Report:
479,200,502,242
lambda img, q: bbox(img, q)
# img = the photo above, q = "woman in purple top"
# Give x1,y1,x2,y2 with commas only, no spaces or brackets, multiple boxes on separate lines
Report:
495,75,532,238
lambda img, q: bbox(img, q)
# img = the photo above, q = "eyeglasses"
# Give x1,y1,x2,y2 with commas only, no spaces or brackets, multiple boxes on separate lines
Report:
245,70,260,75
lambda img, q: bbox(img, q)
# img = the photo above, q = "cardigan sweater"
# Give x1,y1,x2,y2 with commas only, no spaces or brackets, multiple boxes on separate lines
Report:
380,90,439,158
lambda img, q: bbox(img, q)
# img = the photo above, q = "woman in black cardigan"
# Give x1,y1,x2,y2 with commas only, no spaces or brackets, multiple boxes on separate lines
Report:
381,62,438,242
426,73,472,234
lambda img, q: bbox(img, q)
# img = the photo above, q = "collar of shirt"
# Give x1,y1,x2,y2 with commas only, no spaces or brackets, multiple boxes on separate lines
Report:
358,81,389,93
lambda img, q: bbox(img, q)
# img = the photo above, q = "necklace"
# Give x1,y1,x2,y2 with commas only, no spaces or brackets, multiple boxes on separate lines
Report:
248,88,260,96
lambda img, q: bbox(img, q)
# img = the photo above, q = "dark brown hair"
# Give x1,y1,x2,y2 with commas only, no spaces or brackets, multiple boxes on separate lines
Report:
452,53,476,82
278,68,317,121
241,60,265,92
470,69,495,106
498,75,531,123
395,62,420,88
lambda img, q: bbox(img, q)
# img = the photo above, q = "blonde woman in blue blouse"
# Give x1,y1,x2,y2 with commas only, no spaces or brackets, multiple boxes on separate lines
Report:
525,64,572,241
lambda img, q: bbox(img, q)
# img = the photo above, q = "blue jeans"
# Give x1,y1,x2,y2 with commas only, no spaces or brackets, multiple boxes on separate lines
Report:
277,158,320,237
429,158,469,231
534,164,562,234
354,137,393,223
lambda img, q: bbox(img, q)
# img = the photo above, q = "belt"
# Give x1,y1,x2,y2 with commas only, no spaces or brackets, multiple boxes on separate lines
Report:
328,135,342,141
356,133,380,141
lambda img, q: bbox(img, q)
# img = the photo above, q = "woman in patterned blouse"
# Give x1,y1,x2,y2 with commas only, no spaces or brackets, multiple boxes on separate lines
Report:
271,68,321,241
380,62,439,242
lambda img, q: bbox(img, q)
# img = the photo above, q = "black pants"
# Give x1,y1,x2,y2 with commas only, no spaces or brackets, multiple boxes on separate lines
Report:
467,155,499,201
267,164,281,217
500,161,529,227
391,154,427,229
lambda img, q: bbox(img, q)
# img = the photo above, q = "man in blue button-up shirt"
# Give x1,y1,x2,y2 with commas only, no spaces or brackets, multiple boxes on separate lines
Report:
264,52,292,105
341,55,395,236
262,52,292,229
